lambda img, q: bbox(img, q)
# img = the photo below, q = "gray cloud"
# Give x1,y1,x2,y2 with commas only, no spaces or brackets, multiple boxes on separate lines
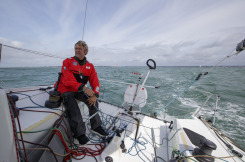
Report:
1,0,245,67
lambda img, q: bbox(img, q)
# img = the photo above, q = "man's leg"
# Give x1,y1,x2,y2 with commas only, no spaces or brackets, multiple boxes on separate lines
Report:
62,92,86,138
75,92,102,130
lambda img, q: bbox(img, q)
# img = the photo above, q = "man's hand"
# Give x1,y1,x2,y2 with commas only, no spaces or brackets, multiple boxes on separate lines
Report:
87,95,97,107
83,87,95,96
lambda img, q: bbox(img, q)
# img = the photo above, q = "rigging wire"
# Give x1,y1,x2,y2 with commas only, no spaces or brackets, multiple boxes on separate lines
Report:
0,0,90,60
156,48,244,114
205,49,238,74
82,0,89,41
0,0,90,62
0,78,9,90
201,118,245,153
1,44,66,59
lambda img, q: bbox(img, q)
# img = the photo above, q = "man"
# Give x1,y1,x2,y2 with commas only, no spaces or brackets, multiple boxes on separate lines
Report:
57,40,108,145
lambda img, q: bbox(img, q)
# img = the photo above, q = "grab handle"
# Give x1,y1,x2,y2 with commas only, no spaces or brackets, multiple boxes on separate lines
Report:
146,59,156,70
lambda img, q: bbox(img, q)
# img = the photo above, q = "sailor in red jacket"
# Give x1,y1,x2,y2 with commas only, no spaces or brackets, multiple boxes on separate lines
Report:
57,40,108,145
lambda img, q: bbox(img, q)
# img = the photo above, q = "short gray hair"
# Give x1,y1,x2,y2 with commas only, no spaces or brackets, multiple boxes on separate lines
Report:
75,40,88,54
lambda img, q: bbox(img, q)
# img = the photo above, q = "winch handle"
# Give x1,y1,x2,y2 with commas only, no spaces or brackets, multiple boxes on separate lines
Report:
146,59,156,70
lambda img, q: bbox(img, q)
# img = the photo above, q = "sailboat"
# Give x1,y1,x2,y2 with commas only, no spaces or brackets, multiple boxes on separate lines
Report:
0,38,245,161
1,0,245,160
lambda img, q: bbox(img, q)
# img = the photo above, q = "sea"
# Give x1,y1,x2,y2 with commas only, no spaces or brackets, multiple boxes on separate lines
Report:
0,66,244,149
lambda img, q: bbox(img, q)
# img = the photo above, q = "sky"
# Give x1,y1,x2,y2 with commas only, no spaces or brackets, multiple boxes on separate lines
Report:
0,0,245,67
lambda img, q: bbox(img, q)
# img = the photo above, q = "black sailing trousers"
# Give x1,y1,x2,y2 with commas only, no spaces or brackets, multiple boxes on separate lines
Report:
62,91,102,138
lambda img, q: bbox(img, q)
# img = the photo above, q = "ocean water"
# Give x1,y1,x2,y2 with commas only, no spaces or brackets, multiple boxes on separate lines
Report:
0,66,244,149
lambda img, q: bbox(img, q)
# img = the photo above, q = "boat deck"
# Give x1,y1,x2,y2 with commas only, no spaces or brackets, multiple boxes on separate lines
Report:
74,101,170,162
2,86,245,162
7,86,170,161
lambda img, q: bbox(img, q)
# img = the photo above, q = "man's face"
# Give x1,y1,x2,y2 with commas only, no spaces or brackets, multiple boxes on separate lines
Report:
75,44,85,59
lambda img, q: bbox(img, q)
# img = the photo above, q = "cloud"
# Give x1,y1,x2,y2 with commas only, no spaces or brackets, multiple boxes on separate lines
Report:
1,0,245,67
0,37,24,47
11,41,24,47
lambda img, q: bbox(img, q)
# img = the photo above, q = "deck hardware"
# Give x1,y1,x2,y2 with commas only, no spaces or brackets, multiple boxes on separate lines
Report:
105,156,113,162
169,121,173,129
120,140,127,153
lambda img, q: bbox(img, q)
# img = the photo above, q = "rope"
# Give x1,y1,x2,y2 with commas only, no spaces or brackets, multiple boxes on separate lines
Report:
171,148,238,162
1,44,66,59
7,95,28,161
157,47,244,115
156,78,197,114
82,0,89,40
205,49,239,74
201,118,245,153
0,78,9,90
127,135,149,162
8,100,20,162
10,92,62,111
22,139,59,162
18,110,105,161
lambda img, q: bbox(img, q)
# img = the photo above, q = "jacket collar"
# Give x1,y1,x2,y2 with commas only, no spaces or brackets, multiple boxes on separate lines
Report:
74,56,87,65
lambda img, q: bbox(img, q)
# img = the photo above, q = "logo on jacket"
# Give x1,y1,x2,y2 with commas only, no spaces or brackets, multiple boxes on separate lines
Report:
64,66,66,70
86,66,90,69
96,86,99,92
73,62,77,66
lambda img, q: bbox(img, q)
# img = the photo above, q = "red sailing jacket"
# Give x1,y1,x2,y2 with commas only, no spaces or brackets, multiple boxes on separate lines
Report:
57,57,100,96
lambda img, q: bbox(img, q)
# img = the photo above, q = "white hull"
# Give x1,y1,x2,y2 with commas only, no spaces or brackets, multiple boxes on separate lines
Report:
0,86,244,162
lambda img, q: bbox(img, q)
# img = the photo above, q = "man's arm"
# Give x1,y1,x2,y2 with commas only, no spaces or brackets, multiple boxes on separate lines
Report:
86,64,99,106
89,64,100,97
